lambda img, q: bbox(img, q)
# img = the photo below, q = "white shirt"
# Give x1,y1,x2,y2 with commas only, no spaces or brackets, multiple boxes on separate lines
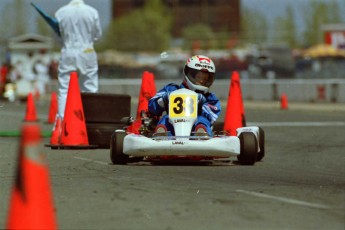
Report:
55,0,102,49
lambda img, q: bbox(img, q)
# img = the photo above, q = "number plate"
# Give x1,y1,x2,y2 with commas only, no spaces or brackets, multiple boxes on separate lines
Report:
169,94,197,118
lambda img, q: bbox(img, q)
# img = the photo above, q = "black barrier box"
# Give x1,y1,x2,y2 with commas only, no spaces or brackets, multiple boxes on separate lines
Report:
81,93,131,148
81,93,131,123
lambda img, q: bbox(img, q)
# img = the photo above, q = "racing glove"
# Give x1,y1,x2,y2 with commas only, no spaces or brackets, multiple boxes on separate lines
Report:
197,93,207,106
162,92,169,106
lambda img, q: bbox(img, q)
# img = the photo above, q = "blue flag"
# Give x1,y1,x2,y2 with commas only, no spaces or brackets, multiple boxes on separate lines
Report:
31,2,60,37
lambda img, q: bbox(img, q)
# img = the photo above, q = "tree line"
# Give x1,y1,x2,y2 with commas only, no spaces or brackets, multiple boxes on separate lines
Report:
0,0,344,52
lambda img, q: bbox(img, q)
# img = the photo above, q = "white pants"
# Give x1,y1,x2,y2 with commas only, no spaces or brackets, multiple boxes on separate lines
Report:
57,47,99,119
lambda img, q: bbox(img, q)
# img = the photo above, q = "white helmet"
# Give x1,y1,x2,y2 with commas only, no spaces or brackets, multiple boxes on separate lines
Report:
183,55,216,93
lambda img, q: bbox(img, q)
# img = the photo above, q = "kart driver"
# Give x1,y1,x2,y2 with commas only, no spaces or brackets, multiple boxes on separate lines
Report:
148,55,221,136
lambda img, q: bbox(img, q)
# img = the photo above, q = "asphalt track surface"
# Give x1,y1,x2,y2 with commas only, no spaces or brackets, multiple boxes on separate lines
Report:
0,98,344,230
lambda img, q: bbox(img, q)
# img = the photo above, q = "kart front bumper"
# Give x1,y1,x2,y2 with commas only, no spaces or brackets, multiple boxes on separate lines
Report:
123,134,240,157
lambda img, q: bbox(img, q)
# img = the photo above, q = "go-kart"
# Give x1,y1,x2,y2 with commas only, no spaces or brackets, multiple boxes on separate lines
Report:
110,88,265,165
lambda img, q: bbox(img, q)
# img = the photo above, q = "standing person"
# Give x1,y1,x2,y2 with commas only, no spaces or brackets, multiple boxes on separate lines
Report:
148,55,221,136
33,59,50,96
55,0,102,120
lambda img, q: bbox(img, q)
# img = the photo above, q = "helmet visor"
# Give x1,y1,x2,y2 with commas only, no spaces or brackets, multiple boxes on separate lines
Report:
187,69,214,88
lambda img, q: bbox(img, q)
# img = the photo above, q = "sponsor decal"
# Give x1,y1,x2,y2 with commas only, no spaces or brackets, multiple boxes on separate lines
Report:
172,141,184,145
198,56,211,63
195,63,214,70
174,118,189,123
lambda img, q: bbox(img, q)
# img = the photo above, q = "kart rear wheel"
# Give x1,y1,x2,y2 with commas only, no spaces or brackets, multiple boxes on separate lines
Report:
110,130,128,165
256,127,265,161
238,132,258,165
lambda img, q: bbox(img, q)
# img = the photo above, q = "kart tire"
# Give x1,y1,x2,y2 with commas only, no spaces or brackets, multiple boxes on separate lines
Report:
81,93,131,123
86,123,125,149
238,132,258,165
110,130,128,165
256,127,265,161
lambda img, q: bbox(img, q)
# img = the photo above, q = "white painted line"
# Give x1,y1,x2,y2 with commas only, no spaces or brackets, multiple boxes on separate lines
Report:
74,156,109,166
247,121,345,127
94,160,109,166
236,189,330,209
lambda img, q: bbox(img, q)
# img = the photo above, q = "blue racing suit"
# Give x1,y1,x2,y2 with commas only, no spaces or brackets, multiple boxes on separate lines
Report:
148,83,221,136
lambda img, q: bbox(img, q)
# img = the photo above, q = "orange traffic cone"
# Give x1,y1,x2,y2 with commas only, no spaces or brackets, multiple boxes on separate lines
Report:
50,117,62,145
47,92,58,124
24,92,38,122
59,72,89,146
6,124,57,229
223,71,246,136
136,71,156,119
280,93,288,110
127,71,157,134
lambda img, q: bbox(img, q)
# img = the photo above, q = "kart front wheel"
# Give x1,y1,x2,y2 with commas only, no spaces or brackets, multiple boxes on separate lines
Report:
256,127,265,161
238,132,258,165
110,130,128,165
